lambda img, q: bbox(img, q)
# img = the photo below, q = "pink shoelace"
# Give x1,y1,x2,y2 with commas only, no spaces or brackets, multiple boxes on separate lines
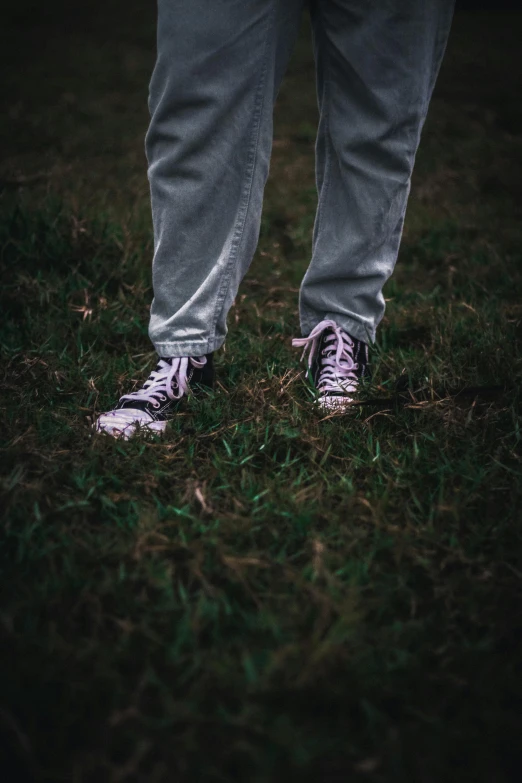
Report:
291,319,359,395
119,356,207,409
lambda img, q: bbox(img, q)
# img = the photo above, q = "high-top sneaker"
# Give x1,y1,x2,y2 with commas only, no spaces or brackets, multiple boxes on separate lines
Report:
94,353,215,439
291,319,370,411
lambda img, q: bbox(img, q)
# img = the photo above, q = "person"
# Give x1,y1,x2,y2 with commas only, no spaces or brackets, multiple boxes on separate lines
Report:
95,0,455,439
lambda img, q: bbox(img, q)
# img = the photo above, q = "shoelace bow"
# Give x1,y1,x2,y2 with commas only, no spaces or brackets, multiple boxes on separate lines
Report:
119,356,207,409
292,319,359,394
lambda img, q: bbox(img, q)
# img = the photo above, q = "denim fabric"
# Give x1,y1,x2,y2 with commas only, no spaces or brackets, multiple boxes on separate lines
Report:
145,0,455,355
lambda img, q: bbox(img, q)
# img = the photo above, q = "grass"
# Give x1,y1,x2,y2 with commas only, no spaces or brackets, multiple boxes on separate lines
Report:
1,4,522,782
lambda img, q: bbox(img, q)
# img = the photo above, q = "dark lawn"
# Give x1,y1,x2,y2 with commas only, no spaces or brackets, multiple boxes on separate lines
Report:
1,5,522,782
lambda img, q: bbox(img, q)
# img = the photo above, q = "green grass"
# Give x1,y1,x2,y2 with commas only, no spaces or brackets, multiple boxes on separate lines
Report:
1,5,522,782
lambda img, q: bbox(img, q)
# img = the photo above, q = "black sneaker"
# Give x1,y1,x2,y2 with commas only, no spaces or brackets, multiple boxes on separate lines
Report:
292,319,370,411
94,353,215,439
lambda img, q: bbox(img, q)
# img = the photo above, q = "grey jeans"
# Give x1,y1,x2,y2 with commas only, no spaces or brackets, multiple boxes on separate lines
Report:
145,0,455,356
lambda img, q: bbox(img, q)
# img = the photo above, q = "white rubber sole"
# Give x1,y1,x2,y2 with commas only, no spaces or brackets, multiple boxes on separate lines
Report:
316,394,355,412
94,409,168,440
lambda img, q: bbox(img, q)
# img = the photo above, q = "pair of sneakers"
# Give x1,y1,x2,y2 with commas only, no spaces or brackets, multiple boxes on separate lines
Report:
94,319,370,439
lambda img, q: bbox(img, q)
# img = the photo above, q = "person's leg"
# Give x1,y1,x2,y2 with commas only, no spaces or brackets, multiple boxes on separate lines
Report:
298,0,455,347
146,0,306,358
95,0,306,437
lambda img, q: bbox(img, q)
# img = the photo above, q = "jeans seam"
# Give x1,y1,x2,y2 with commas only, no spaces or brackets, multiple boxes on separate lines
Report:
206,5,276,354
154,338,222,352
298,3,332,341
154,340,211,346
311,2,332,277
300,313,374,342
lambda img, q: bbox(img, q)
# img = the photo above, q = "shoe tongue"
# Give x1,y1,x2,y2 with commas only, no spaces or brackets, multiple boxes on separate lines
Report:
322,329,337,357
321,329,355,364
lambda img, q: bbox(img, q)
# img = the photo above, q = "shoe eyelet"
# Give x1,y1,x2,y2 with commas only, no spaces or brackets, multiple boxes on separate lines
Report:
159,395,166,401
153,402,160,409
